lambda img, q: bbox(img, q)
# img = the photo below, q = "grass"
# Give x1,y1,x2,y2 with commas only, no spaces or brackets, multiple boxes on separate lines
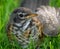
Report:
0,0,22,49
49,0,60,7
0,0,60,49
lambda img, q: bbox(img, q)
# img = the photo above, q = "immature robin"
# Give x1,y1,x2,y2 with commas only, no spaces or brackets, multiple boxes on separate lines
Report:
35,6,60,36
7,6,60,49
7,7,43,48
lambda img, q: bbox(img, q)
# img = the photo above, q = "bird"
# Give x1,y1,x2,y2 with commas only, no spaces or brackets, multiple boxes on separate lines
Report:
7,7,43,49
7,6,60,49
35,6,60,36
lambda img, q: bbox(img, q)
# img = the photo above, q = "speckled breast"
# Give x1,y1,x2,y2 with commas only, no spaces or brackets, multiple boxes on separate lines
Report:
7,17,41,48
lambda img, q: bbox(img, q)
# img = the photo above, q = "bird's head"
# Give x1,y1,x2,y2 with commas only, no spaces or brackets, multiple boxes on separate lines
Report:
11,7,37,23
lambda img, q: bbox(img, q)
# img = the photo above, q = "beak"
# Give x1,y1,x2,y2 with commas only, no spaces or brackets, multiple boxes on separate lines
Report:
26,13,38,18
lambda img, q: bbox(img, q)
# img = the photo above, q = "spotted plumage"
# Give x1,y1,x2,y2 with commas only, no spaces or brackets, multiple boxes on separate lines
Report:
7,6,60,49
7,7,43,48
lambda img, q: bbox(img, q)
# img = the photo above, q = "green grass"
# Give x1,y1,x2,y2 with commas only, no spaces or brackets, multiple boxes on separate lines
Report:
0,0,22,49
49,0,60,7
0,0,60,49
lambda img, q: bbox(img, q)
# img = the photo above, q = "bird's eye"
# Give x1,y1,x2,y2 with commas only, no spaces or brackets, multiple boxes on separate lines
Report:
35,9,38,12
19,14,23,17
